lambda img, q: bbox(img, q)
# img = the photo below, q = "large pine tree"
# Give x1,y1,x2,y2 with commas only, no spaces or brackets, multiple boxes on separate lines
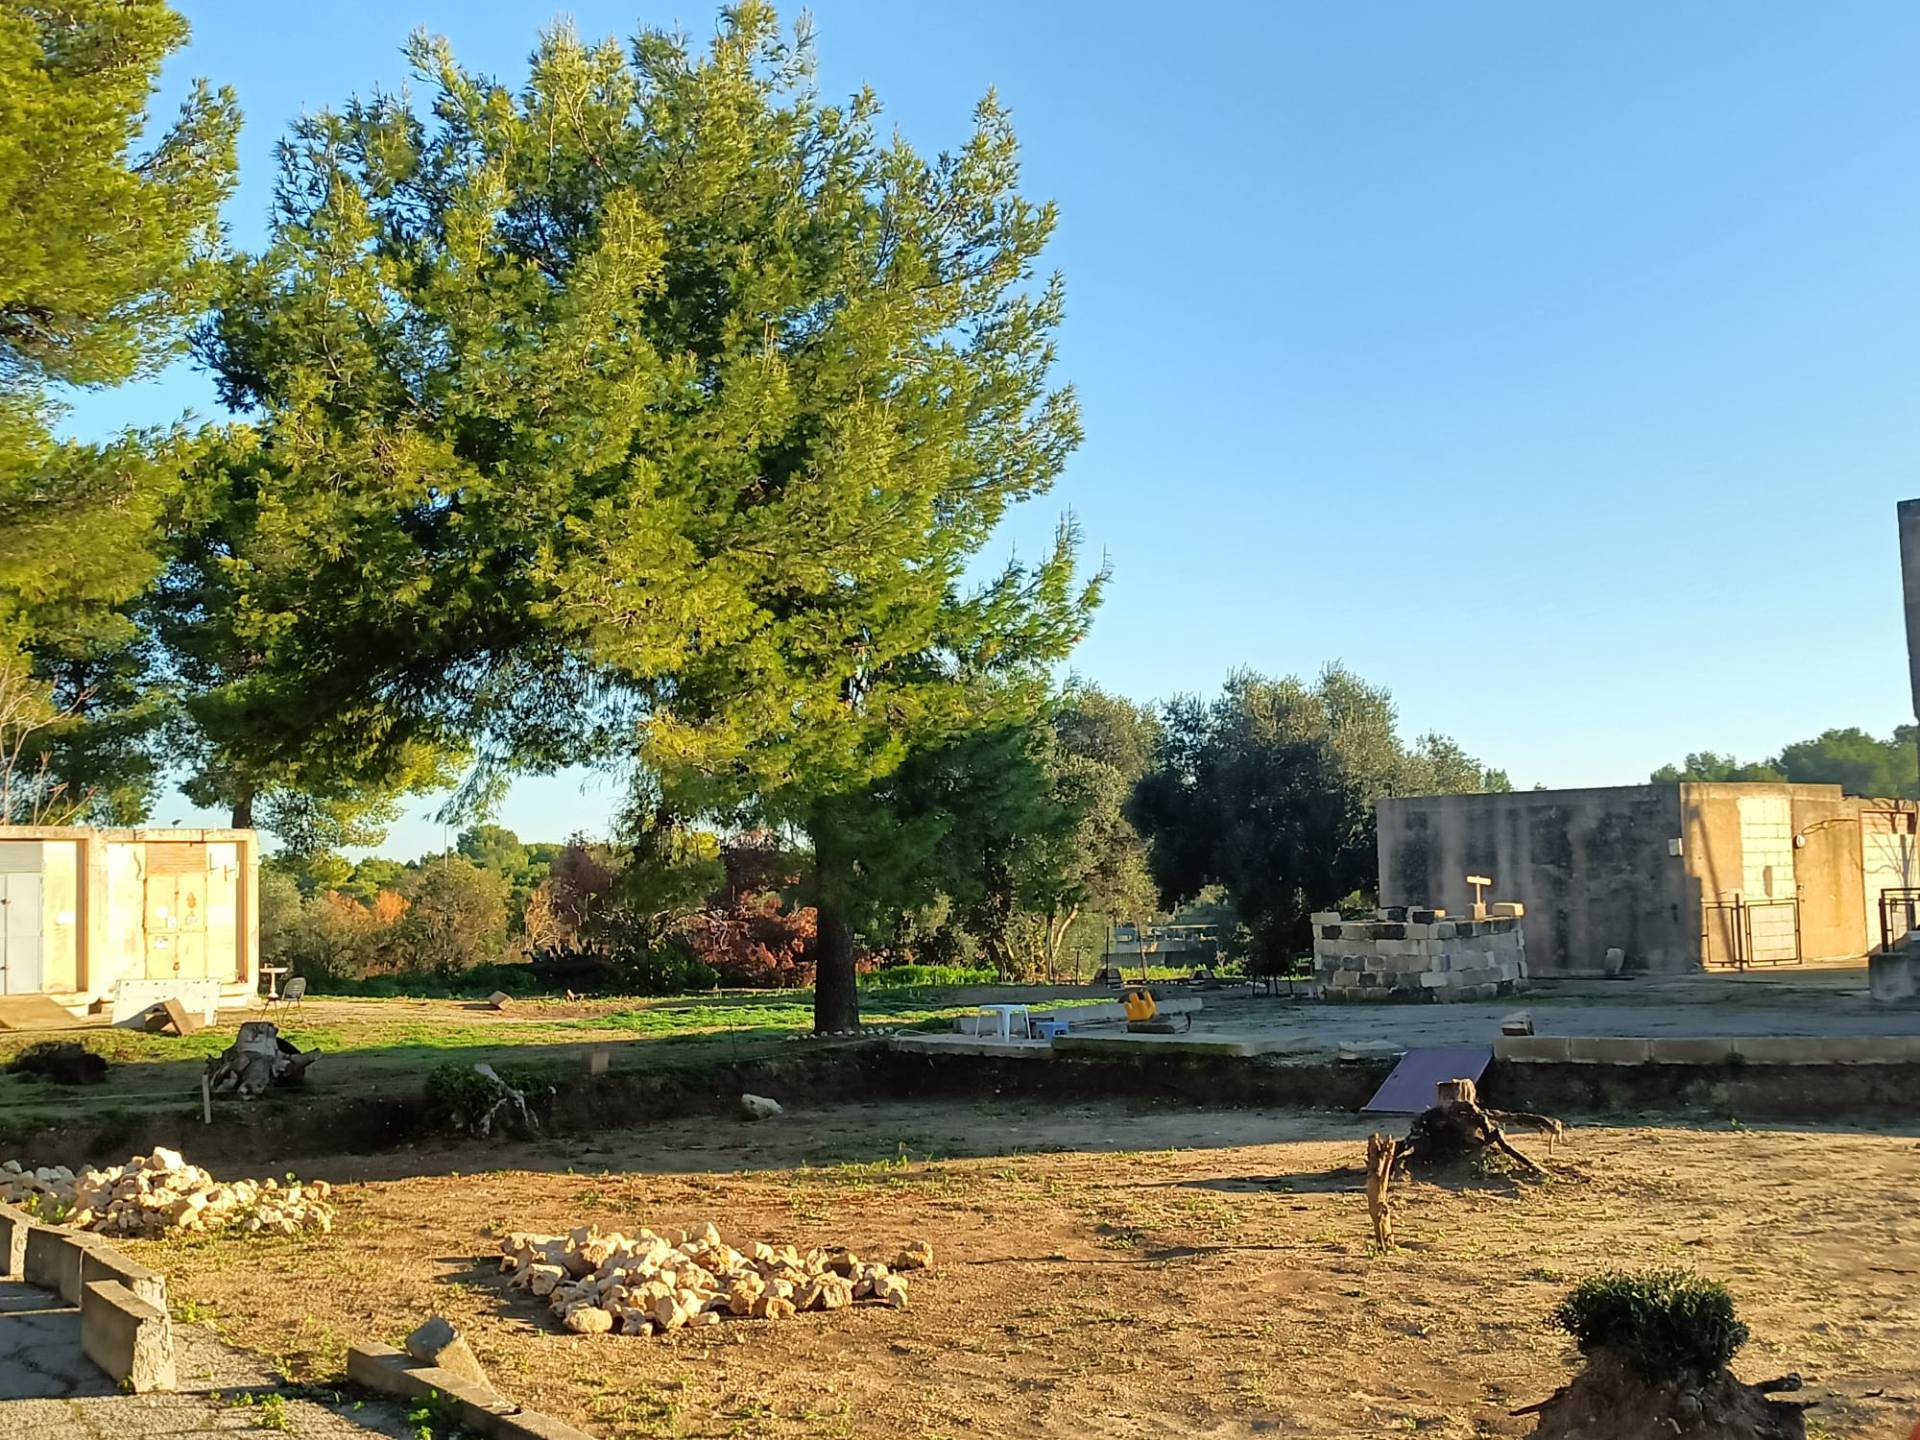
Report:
179,4,1095,1025
0,0,237,821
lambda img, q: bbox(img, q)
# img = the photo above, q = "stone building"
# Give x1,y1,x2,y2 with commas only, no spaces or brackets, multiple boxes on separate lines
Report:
0,826,260,1016
1377,782,1916,977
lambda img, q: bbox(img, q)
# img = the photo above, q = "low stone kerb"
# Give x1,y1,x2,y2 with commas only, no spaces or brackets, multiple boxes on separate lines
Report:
80,1278,176,1394
23,1222,100,1302
349,1343,599,1440
0,1199,31,1279
79,1242,168,1311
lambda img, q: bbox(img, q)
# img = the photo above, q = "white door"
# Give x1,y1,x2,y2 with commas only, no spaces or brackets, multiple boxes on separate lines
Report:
0,872,42,994
1737,795,1799,963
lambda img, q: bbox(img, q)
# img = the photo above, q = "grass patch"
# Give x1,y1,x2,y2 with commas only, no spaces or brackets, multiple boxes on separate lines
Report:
0,982,1130,1145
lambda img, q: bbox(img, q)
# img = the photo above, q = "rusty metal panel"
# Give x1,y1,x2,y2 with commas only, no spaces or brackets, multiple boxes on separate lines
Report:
1361,1045,1492,1115
145,842,207,877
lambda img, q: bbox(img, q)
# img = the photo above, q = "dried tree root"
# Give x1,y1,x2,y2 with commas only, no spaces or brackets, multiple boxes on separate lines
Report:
1395,1077,1557,1178
1364,1132,1397,1249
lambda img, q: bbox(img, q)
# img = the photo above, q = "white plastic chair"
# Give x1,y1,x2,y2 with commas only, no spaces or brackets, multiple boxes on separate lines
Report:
975,1004,1032,1041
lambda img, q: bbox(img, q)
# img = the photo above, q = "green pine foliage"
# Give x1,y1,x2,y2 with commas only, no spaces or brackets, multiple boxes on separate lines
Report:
1553,1269,1750,1383
176,4,1096,1025
0,0,237,822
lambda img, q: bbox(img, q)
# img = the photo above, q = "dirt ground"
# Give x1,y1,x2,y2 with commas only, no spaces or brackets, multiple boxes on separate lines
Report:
131,1100,1920,1439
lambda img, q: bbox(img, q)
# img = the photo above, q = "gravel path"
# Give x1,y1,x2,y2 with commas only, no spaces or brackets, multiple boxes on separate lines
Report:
0,1279,414,1438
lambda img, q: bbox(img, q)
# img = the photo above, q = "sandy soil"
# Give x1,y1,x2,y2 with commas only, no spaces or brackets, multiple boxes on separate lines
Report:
133,1101,1920,1439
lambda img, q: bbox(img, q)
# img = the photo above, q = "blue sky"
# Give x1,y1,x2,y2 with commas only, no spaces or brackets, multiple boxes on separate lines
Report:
65,2,1920,857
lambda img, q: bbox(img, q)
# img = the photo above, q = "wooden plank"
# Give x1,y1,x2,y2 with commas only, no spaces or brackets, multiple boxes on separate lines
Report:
0,994,83,1030
144,842,208,877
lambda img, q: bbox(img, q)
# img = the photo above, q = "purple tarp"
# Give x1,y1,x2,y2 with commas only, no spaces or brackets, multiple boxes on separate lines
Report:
1361,1045,1493,1114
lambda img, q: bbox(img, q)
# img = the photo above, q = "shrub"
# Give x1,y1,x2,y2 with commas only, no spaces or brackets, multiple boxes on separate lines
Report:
280,890,386,985
862,964,996,989
395,858,510,978
528,941,718,996
7,1040,107,1084
683,890,817,987
423,1061,555,1116
1553,1269,1749,1382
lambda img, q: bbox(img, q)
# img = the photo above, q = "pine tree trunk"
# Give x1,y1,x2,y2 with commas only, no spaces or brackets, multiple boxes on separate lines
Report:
231,790,255,829
813,902,860,1033
807,811,860,1033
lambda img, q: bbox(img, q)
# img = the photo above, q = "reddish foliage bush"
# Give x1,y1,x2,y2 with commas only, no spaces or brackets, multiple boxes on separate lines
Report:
681,836,818,987
685,889,818,987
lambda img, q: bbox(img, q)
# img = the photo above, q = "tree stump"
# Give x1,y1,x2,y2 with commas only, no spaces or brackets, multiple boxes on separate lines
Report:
205,1022,321,1099
1364,1132,1397,1248
1396,1077,1559,1177
1522,1352,1810,1438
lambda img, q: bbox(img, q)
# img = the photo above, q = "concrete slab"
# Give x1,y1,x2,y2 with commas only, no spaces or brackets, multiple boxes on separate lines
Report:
1729,1035,1920,1064
1647,1038,1736,1065
951,995,1203,1035
1336,1040,1405,1062
1051,1031,1265,1058
1868,952,1920,1004
1,1279,420,1436
347,1343,596,1440
22,1227,98,1304
0,996,82,1031
79,1246,166,1313
890,1033,1055,1059
1492,1035,1572,1063
1565,1036,1654,1065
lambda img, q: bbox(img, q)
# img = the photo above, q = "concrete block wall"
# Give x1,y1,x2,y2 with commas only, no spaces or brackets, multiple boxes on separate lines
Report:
1312,905,1529,1003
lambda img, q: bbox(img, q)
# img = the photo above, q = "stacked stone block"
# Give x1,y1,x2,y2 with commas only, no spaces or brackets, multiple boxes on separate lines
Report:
1312,903,1528,1003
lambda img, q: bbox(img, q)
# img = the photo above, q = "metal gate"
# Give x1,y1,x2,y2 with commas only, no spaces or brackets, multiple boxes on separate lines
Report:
1876,887,1920,954
0,871,43,994
1702,894,1802,969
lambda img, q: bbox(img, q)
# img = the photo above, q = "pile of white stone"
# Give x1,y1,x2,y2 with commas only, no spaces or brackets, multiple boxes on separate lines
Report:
500,1222,932,1337
0,1147,336,1237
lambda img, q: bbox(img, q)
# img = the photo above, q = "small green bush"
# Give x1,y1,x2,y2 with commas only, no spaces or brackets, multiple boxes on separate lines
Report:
423,1061,556,1116
1554,1269,1749,1382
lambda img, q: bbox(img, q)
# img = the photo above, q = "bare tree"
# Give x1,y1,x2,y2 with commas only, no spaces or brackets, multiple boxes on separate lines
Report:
0,647,93,825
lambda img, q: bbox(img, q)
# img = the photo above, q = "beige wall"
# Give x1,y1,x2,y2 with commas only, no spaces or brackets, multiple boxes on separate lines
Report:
1787,791,1869,961
39,839,79,991
1378,785,1694,975
1678,784,1874,963
1384,782,1884,976
0,826,258,1005
1860,803,1920,949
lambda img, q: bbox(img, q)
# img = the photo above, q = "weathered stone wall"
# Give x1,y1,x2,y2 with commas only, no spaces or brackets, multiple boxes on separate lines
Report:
1312,904,1528,1002
1378,786,1691,976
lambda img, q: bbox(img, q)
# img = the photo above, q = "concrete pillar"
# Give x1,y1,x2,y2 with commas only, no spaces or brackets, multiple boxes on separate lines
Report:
1899,499,1920,728
236,831,258,993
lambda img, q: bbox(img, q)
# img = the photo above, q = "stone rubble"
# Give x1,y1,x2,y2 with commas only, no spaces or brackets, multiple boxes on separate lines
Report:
0,1147,336,1237
498,1222,933,1338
